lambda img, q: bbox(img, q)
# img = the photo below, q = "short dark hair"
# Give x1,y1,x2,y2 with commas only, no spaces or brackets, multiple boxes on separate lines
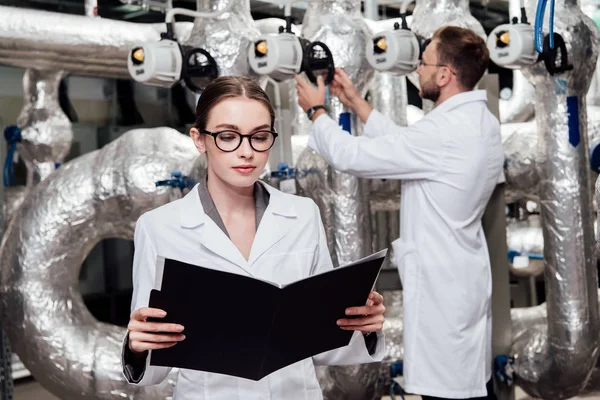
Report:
432,26,489,90
194,76,275,131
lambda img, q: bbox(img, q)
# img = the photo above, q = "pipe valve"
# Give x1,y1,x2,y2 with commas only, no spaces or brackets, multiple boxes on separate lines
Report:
366,22,421,75
248,28,335,84
127,40,219,91
487,22,538,69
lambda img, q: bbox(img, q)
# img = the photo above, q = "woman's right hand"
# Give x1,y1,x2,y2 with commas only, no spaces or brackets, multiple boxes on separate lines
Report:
128,307,186,354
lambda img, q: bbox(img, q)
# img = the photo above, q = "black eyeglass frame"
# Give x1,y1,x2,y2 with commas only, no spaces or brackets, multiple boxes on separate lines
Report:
418,60,457,75
200,129,279,153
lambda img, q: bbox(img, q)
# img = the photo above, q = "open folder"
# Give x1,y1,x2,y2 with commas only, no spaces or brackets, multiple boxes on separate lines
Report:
147,249,387,381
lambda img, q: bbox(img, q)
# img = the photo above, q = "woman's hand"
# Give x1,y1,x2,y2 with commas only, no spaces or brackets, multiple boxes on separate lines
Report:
337,291,386,333
128,307,186,354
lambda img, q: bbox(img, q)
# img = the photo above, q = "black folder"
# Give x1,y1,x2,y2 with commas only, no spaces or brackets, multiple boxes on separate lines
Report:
147,249,387,381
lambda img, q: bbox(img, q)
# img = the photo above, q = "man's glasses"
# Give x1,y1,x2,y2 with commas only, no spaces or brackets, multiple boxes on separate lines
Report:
200,129,278,152
418,60,457,75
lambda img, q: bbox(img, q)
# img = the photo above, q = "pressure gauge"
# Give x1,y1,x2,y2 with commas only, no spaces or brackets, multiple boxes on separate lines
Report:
487,23,538,69
366,25,421,75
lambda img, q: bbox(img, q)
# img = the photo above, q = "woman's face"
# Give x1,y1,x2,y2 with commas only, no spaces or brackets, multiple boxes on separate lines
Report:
190,97,272,189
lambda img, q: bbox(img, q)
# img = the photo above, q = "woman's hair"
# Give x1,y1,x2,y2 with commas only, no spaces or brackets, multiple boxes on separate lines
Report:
193,76,275,131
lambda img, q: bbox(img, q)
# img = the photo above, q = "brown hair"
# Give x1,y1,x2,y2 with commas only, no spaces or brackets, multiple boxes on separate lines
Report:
193,76,275,131
431,26,490,90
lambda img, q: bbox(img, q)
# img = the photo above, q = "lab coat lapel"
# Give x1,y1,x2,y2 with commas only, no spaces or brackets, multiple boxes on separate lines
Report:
200,219,250,270
179,184,249,271
248,183,297,265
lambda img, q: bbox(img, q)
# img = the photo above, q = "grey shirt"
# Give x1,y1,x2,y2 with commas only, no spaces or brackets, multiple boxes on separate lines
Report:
197,177,270,238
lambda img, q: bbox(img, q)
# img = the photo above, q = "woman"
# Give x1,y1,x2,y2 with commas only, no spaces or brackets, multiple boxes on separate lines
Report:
121,76,386,400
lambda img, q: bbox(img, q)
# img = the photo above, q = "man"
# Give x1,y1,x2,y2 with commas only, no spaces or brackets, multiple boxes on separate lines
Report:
295,26,503,400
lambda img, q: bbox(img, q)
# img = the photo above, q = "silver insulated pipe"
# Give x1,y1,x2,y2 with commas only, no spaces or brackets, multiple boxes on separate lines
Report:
411,0,486,37
0,128,205,399
502,115,600,203
293,0,378,397
0,6,192,79
17,69,72,184
509,0,600,395
2,69,74,236
367,71,404,261
183,0,260,77
295,0,374,267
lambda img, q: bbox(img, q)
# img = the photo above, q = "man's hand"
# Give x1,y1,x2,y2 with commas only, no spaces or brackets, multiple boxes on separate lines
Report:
128,307,186,354
337,291,386,333
330,68,374,123
294,74,326,113
329,68,363,108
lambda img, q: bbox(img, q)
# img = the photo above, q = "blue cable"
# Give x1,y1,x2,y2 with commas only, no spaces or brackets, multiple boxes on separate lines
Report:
535,0,555,53
535,0,547,53
549,0,555,49
3,125,22,187
389,381,406,400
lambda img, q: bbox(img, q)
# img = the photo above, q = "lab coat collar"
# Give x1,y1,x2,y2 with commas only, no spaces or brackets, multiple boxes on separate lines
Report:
178,181,297,229
178,181,297,269
428,90,488,116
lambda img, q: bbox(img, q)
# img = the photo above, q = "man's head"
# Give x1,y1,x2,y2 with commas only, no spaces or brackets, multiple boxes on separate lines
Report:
417,26,489,104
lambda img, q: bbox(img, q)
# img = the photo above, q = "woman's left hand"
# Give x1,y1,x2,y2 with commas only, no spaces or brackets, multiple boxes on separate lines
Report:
337,291,386,333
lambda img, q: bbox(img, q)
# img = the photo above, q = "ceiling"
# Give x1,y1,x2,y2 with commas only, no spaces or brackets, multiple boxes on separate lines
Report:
0,0,509,33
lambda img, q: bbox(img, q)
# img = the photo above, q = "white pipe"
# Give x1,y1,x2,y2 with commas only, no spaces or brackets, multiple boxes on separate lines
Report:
165,2,234,24
85,0,98,17
400,0,415,15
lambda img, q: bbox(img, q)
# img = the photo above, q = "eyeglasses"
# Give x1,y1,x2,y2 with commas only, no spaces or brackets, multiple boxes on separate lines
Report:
419,60,457,75
200,129,278,152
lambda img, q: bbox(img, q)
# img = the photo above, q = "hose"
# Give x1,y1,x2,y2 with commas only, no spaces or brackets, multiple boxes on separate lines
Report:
535,0,555,53
3,126,21,187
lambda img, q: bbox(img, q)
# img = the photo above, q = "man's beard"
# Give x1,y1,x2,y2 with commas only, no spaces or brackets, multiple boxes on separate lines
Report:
420,80,441,103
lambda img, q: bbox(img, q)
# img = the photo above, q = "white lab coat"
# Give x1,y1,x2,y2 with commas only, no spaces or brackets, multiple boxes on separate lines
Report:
308,90,504,399
122,182,385,400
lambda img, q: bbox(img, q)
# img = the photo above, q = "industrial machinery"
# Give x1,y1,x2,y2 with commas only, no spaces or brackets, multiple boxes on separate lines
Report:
248,6,335,83
365,13,422,75
127,7,224,91
487,0,573,75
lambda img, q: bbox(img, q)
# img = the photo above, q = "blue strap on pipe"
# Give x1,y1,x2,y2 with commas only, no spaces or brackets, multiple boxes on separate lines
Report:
4,125,22,187
338,112,351,134
155,171,194,191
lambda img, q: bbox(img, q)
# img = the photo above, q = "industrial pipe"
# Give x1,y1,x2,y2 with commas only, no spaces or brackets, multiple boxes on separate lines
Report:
0,5,192,79
502,109,600,203
0,128,205,399
183,0,260,78
292,0,379,397
509,0,600,395
16,69,72,185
